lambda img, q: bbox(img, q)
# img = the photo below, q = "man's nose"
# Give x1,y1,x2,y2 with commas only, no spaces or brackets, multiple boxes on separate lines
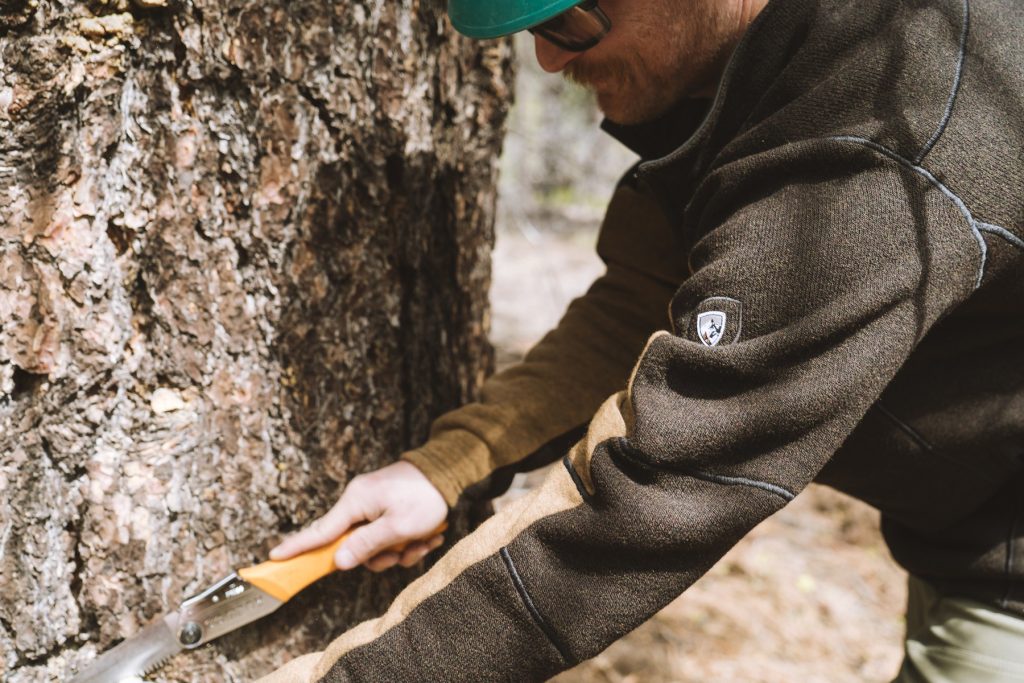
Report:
533,34,581,73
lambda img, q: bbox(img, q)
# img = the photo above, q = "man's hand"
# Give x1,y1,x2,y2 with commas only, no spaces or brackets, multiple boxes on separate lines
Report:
269,461,448,572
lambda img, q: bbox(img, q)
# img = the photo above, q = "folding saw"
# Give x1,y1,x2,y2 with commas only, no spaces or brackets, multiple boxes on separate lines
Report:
71,522,446,682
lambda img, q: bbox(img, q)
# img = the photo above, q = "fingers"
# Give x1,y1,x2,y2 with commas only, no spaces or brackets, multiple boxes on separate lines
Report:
366,534,446,573
398,534,445,567
364,552,401,573
270,496,362,561
268,461,448,568
333,518,407,570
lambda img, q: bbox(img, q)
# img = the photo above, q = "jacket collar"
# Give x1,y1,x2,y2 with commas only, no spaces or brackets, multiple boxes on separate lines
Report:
599,0,789,173
600,97,711,161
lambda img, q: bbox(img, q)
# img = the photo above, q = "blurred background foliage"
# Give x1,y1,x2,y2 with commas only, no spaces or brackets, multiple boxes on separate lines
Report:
497,35,636,232
491,34,636,368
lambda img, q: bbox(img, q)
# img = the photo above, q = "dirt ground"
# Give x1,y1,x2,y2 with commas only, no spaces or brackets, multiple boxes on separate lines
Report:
489,224,909,683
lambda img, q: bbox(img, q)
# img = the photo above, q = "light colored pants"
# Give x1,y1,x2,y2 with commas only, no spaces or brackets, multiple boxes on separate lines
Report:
893,576,1024,682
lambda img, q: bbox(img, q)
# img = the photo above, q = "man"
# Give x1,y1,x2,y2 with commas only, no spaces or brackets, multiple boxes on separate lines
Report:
262,0,1024,680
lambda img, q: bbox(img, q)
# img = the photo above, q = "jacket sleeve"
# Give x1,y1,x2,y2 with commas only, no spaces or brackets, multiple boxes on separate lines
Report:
257,141,981,683
402,178,688,506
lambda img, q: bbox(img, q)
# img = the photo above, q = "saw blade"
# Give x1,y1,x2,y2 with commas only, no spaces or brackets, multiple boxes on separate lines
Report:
70,613,183,683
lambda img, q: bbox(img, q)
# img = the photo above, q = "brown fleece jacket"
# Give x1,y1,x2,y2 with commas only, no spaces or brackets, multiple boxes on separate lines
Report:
260,0,1024,680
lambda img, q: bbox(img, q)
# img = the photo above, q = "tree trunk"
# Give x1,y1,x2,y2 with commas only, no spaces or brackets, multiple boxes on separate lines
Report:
0,0,511,679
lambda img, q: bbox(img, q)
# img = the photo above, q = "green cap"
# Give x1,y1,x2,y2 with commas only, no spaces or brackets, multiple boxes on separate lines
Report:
448,0,582,39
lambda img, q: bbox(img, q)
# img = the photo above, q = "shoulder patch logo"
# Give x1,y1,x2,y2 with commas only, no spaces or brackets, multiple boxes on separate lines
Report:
697,311,726,346
686,296,742,346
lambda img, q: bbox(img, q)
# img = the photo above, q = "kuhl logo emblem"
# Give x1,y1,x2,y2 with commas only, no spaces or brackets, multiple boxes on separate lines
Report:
697,311,726,347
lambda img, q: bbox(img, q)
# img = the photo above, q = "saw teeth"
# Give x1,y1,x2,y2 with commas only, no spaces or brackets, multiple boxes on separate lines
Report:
141,654,171,676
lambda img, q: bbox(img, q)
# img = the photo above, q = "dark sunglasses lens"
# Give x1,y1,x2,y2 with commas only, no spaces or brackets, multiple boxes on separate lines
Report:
532,4,611,51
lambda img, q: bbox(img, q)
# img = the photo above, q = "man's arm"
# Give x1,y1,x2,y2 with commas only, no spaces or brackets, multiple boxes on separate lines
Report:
270,178,687,569
403,178,688,505
260,140,980,682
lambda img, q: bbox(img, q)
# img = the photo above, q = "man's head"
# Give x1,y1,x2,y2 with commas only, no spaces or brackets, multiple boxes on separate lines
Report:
450,0,768,125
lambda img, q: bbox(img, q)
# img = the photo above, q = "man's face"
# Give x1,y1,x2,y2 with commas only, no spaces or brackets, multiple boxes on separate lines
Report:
534,0,742,125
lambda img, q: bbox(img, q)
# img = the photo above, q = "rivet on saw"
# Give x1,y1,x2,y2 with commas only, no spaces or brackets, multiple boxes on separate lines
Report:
179,621,202,646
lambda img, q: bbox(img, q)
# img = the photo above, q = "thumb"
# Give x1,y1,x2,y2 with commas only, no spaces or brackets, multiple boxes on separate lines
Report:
270,498,363,560
334,518,400,570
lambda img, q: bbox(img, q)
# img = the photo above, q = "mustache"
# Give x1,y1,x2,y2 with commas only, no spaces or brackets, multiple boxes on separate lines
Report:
564,56,633,88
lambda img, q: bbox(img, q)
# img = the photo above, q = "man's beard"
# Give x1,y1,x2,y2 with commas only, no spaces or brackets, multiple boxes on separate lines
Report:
563,2,733,125
564,54,634,91
564,53,692,125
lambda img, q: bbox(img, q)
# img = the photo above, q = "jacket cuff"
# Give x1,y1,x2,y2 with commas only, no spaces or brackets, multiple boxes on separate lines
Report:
401,429,494,507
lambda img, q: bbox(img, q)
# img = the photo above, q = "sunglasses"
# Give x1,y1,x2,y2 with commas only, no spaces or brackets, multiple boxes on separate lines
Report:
528,0,611,52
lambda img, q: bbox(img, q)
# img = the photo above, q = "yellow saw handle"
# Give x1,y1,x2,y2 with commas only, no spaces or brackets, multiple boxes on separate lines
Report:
239,521,448,602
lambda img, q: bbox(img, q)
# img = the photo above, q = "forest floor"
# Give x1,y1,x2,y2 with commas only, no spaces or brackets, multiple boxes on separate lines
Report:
488,219,909,683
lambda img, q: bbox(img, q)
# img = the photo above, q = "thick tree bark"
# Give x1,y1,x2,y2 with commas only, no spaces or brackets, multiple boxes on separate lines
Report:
0,0,511,679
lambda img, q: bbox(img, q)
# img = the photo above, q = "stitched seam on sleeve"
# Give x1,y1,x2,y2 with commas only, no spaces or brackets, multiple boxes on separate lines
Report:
829,135,994,289
914,0,970,164
612,438,795,503
562,455,594,503
977,223,1024,252
1001,504,1021,609
499,547,572,664
682,467,795,502
875,402,934,452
